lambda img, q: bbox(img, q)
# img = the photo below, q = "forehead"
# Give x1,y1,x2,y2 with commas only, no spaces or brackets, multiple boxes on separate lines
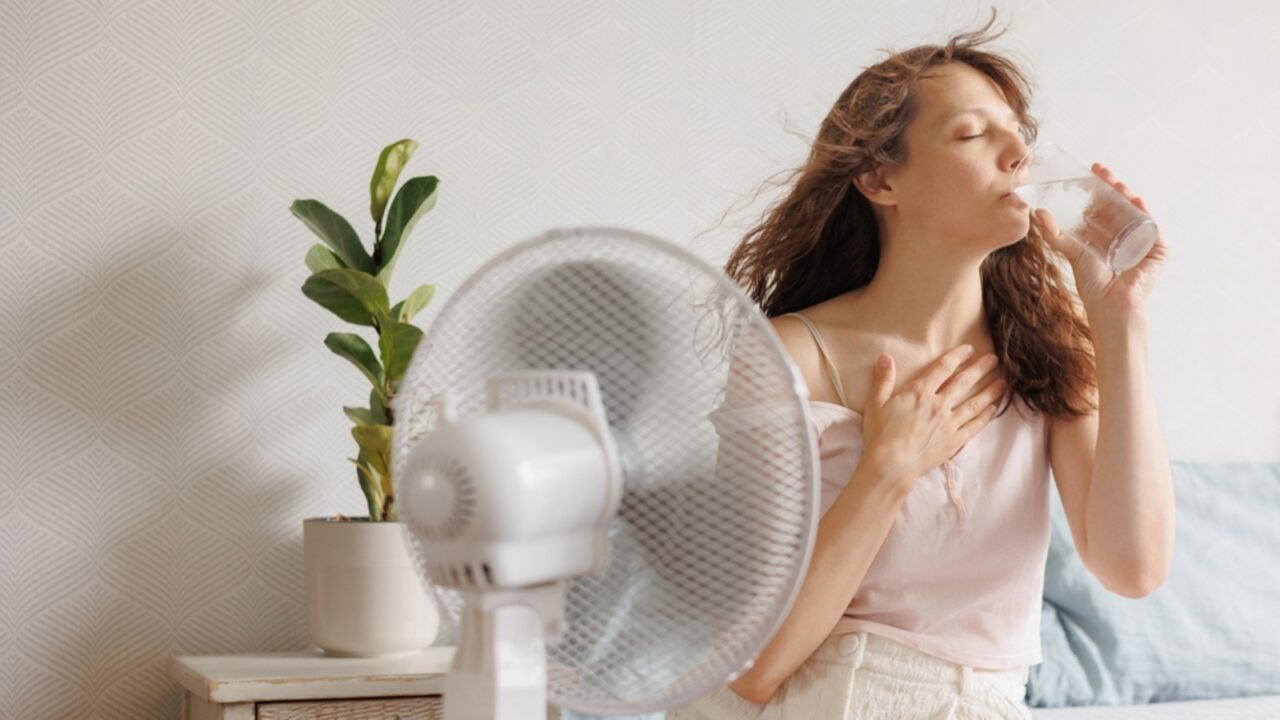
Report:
916,64,1018,126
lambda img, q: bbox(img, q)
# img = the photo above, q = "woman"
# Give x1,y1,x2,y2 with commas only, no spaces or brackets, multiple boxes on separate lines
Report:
673,9,1174,720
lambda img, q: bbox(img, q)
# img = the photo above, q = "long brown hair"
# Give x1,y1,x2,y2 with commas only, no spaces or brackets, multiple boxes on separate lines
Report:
717,8,1097,419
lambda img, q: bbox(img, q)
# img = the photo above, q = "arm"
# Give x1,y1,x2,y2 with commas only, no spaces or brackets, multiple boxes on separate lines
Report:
725,318,913,704
1049,314,1175,598
1038,161,1175,599
728,460,910,704
1086,315,1175,594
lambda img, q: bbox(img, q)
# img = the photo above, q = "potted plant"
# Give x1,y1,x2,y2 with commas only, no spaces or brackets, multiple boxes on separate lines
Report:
292,138,441,657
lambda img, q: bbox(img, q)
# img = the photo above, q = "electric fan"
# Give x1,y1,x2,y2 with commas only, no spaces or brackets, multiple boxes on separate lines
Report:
390,227,821,720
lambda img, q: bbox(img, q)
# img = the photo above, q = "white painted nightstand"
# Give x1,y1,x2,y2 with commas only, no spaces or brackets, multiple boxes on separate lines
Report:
170,648,455,719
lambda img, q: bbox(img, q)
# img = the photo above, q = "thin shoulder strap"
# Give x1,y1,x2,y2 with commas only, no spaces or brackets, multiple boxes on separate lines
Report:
779,312,850,407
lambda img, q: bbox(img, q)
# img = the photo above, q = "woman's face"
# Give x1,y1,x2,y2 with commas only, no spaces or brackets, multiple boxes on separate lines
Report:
865,62,1035,252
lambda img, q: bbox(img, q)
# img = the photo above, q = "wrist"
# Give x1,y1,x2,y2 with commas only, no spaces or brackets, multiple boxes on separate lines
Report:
854,455,915,500
1089,311,1149,342
1083,301,1148,330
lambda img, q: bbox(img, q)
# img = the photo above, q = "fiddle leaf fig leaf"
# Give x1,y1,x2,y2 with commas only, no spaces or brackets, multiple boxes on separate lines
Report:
370,139,419,236
349,456,383,521
352,424,393,480
375,175,438,285
343,406,377,425
324,333,383,388
302,269,390,328
369,388,389,424
290,199,375,274
391,284,435,323
304,244,346,273
379,321,424,383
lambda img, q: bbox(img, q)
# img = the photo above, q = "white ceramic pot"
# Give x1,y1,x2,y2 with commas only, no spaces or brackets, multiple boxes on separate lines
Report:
304,517,440,657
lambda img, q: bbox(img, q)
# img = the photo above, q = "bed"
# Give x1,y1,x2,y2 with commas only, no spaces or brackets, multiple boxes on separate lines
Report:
1025,462,1280,719
1030,694,1280,719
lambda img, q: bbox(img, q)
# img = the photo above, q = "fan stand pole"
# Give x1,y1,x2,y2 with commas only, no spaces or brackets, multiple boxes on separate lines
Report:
444,584,564,720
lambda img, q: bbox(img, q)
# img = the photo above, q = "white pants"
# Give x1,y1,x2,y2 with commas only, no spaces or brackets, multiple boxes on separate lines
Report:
668,631,1033,720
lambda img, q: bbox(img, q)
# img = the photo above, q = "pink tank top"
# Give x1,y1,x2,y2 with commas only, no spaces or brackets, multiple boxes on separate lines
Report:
782,312,1051,670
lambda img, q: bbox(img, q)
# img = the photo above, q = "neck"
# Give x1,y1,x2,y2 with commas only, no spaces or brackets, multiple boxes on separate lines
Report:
845,228,991,355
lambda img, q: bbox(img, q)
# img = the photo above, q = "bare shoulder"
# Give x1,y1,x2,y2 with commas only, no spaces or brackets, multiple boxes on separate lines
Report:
805,303,890,412
767,314,828,404
769,294,1000,414
769,305,886,412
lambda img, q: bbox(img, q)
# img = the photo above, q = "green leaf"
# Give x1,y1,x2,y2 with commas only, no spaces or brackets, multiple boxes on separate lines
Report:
343,406,377,425
391,284,435,323
349,456,383,521
290,199,375,274
381,471,394,510
370,139,419,236
369,388,389,424
324,333,383,387
379,320,424,383
375,176,438,285
301,268,390,327
304,244,346,273
352,424,393,480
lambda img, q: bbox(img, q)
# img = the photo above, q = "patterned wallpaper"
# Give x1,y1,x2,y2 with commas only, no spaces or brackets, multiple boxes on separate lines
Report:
1,0,1276,717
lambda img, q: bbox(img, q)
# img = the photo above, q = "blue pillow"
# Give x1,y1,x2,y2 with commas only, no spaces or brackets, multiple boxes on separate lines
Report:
1027,461,1280,707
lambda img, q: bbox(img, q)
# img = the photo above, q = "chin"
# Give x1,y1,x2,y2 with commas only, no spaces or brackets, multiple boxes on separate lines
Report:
985,229,1028,256
1000,216,1033,246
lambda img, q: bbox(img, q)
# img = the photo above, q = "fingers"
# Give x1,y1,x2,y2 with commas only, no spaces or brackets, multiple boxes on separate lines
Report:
1035,207,1084,264
917,344,975,396
1092,163,1133,199
955,400,1000,442
956,376,1008,423
938,353,999,408
869,352,895,410
1079,190,1128,248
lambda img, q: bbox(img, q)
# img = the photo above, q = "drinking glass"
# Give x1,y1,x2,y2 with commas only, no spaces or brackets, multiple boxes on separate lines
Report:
1012,142,1158,273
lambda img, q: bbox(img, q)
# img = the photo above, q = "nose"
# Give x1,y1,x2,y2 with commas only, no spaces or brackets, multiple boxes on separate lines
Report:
1008,135,1032,171
1008,136,1033,187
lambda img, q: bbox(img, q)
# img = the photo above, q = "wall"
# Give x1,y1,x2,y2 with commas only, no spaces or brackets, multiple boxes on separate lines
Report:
1,0,1275,716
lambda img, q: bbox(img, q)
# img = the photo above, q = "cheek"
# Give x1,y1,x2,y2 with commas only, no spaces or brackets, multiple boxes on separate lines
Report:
931,156,984,191
902,160,984,216
953,162,988,189
932,171,981,209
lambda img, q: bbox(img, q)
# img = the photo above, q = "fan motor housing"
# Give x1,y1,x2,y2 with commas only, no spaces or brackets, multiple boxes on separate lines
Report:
401,407,616,590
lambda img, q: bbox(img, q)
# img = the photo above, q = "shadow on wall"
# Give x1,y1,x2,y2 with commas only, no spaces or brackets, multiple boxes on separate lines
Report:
5,218,339,717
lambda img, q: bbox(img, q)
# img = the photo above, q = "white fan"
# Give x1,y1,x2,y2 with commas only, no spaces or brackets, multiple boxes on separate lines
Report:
390,227,821,720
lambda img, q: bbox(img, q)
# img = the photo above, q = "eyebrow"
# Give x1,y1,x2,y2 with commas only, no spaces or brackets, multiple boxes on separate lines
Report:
948,108,1021,123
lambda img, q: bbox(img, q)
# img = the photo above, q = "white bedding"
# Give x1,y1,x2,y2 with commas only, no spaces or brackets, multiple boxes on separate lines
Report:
1030,694,1280,719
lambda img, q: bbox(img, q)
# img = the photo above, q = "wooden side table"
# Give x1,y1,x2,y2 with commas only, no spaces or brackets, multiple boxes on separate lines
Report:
170,648,454,719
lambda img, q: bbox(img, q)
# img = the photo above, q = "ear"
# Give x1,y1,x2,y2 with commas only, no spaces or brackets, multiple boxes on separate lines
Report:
852,166,898,207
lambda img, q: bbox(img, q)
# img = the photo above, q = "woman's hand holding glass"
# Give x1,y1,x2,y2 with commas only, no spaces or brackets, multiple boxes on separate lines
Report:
1014,143,1169,317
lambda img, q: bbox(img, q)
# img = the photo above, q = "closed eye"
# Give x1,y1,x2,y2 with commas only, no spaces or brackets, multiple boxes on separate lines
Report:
962,125,1025,141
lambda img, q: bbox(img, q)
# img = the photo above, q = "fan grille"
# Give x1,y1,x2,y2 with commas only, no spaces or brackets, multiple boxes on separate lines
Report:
392,227,818,714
